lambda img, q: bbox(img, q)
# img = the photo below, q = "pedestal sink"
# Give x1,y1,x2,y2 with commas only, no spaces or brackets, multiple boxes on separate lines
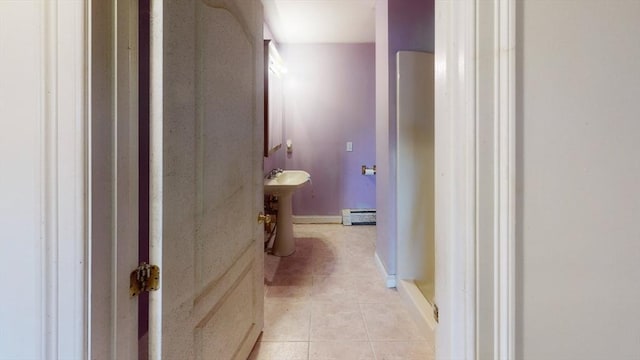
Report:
264,170,311,256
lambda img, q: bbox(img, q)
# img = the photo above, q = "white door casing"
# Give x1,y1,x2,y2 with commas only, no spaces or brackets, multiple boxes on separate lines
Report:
434,0,516,359
493,0,516,358
149,1,265,359
434,0,477,358
0,1,88,358
0,0,521,358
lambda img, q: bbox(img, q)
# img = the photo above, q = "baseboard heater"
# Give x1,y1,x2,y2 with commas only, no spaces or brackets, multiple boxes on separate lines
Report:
342,209,376,225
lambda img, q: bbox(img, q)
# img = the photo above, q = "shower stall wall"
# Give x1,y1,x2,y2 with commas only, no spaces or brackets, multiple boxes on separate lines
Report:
396,51,435,306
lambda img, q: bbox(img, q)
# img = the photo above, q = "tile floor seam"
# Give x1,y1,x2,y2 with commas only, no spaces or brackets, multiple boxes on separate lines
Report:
306,271,312,359
358,302,378,360
307,302,312,344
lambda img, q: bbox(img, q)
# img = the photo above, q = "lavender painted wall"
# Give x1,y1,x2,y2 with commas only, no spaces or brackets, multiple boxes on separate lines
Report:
376,0,434,275
280,44,376,216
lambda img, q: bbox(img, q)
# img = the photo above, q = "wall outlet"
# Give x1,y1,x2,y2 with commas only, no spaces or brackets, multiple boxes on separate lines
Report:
346,141,353,152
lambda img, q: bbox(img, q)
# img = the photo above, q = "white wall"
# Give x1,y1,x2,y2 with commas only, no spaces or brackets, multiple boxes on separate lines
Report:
517,1,640,358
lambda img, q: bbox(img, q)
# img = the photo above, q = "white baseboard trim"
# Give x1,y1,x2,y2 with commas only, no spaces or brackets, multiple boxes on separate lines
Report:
374,251,397,288
397,279,437,337
292,215,342,224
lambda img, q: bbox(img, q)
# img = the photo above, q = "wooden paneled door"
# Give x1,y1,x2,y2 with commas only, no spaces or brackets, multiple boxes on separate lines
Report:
149,1,265,359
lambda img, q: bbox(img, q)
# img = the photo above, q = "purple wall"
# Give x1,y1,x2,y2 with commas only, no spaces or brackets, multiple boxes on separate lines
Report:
279,43,376,216
376,0,434,275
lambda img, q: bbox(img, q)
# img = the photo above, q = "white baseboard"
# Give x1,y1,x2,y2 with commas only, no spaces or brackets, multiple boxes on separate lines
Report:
374,251,397,288
292,215,342,224
397,280,437,338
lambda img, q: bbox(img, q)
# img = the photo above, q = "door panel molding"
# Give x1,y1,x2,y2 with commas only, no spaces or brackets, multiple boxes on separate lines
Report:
194,260,255,329
200,0,260,45
193,241,256,307
194,266,258,360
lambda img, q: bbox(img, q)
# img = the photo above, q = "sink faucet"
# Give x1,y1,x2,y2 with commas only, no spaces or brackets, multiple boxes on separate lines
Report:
267,168,284,179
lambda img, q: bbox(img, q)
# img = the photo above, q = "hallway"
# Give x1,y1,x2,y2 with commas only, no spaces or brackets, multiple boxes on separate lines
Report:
249,224,434,359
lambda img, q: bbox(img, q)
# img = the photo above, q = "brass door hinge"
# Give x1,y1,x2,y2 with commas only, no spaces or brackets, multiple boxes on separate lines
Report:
433,303,439,323
130,262,160,297
258,212,272,224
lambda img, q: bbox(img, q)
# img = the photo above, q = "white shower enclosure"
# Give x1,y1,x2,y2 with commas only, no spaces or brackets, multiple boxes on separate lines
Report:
396,51,435,306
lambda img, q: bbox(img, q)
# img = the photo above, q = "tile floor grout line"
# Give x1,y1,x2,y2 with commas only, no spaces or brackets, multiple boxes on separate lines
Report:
358,302,378,360
307,243,316,360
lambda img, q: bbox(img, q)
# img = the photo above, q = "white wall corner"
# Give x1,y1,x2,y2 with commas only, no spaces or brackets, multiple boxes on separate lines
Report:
374,251,397,288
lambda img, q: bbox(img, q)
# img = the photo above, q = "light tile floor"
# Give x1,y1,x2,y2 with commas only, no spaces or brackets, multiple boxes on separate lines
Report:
249,224,435,360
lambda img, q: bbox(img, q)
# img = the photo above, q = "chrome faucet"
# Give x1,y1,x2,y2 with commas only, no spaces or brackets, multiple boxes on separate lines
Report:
266,168,284,179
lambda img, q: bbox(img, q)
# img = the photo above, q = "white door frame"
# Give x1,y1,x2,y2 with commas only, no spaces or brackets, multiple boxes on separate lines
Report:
148,0,163,358
493,0,517,357
89,0,140,358
434,0,516,358
47,1,88,357
23,0,518,357
0,0,89,358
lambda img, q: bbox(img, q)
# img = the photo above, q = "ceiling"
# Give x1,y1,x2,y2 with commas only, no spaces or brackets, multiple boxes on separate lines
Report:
262,0,376,44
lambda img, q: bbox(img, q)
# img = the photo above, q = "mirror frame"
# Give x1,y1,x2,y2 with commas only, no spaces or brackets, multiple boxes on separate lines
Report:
263,39,283,157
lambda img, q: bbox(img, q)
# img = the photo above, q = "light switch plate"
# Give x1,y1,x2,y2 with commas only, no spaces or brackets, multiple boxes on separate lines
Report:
346,141,353,152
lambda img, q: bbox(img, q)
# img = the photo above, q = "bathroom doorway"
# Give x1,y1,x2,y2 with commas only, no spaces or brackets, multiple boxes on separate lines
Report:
257,0,437,357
